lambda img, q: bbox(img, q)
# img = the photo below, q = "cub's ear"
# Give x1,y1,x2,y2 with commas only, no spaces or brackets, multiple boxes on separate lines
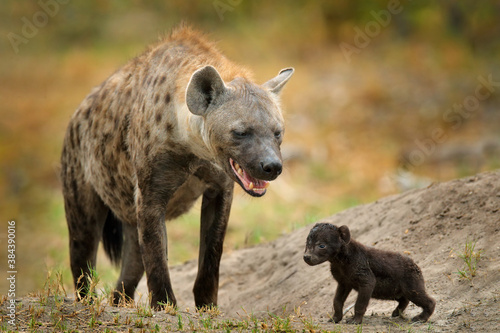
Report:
186,65,227,116
338,225,351,244
262,67,294,95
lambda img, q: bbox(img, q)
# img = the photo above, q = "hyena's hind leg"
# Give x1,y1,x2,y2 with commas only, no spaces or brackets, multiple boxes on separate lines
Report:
62,165,108,300
112,222,144,305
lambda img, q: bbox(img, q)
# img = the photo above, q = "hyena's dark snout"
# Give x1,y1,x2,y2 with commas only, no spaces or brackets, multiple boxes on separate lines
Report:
260,157,282,180
252,143,283,180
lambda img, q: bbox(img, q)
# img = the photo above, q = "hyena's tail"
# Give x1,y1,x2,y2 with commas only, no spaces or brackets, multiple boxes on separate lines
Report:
102,210,123,265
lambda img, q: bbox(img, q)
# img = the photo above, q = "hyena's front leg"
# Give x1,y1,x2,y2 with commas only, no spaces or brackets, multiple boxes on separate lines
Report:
193,186,233,308
136,190,176,309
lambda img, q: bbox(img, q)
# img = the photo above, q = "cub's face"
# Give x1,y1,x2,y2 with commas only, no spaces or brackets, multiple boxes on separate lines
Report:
303,223,347,266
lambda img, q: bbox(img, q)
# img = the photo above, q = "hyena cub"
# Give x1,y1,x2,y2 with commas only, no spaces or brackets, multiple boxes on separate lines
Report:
61,26,293,309
304,223,435,324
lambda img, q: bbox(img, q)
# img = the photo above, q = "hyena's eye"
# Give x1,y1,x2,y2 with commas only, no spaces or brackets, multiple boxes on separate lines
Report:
232,130,249,139
274,131,282,139
318,244,326,249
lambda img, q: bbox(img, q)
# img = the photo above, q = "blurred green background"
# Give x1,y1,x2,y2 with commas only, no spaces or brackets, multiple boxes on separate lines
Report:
1,0,499,295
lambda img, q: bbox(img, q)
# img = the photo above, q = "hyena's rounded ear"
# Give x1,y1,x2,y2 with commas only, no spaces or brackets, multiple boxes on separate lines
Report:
338,225,351,245
262,67,294,95
186,65,227,116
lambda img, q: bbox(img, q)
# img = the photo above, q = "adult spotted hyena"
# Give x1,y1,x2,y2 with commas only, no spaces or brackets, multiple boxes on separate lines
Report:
60,26,293,308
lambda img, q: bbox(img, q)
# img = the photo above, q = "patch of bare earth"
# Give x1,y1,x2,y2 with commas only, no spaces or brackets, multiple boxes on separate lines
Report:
2,171,499,332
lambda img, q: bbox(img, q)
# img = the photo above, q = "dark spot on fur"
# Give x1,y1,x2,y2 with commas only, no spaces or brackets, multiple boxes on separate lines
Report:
153,76,158,86
122,142,131,159
72,124,81,148
145,129,150,140
114,117,120,131
125,88,132,99
154,93,160,105
155,112,162,123
84,107,91,119
93,119,100,132
100,142,106,157
109,175,116,188
120,113,131,159
102,133,112,145
68,126,76,149
159,76,166,85
105,192,116,205
110,161,118,173
165,93,171,104
166,122,174,132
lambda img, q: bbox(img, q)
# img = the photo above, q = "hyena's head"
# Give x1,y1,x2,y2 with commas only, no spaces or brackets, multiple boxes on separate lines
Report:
186,65,294,197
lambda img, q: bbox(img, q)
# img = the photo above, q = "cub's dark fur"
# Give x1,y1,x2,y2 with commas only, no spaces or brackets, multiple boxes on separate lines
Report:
304,223,435,324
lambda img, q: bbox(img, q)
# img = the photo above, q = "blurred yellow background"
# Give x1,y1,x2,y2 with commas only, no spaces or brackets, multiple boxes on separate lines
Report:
1,1,499,295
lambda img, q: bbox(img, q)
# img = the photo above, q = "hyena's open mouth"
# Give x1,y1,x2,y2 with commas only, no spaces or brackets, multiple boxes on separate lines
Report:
229,158,269,196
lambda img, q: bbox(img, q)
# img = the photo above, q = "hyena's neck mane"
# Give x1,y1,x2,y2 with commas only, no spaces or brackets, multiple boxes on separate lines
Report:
149,25,253,93
134,25,253,161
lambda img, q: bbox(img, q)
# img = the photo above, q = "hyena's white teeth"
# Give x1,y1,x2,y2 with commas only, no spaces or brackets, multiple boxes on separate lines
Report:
248,182,254,190
233,161,244,175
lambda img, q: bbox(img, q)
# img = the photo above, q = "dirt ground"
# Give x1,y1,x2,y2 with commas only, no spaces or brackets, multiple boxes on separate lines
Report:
3,171,499,332
154,170,500,332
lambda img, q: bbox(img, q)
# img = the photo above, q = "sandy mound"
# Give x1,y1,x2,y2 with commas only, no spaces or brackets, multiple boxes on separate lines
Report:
138,171,500,331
